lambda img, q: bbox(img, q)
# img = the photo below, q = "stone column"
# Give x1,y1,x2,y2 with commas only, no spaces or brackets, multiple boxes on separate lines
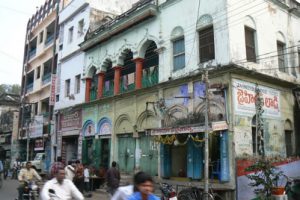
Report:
97,72,105,99
113,66,122,95
85,78,92,102
133,58,144,89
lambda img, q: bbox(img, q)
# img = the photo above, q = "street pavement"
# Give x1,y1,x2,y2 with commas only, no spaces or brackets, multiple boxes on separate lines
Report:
0,178,110,200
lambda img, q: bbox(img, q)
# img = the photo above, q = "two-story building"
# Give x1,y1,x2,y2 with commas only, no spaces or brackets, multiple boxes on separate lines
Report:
77,0,300,199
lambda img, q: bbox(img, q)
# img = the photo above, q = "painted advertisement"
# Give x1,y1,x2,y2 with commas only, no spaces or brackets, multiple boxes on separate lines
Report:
49,74,56,106
232,79,280,118
29,115,43,138
59,109,82,132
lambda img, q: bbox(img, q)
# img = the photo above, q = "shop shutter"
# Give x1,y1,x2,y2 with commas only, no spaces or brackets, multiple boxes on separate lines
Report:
94,138,101,168
220,131,230,182
82,139,88,164
160,144,171,178
187,139,203,179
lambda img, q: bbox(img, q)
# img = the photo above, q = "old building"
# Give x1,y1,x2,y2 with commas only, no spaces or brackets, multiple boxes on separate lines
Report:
76,0,300,199
0,93,20,162
54,0,140,164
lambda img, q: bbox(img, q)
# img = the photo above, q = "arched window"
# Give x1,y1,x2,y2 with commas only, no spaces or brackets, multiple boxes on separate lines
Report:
244,16,257,62
89,67,97,101
143,41,158,87
121,50,135,92
276,32,287,72
197,14,215,63
284,120,293,157
103,59,114,97
171,26,185,71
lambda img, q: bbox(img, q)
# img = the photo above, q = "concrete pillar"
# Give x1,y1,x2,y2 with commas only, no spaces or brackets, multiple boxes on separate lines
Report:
133,58,144,89
113,66,122,95
97,72,105,99
85,78,92,102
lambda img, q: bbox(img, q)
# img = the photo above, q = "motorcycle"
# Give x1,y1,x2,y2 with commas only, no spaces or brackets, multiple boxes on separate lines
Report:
160,183,178,200
22,180,39,200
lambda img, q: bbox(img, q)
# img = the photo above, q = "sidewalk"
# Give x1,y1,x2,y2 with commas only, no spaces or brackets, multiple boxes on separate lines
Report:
87,188,110,200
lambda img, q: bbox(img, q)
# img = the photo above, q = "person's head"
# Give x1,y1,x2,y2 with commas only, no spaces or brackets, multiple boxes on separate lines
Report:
55,168,66,184
56,157,62,162
133,171,154,196
26,162,32,170
112,161,117,167
75,160,80,164
68,161,72,165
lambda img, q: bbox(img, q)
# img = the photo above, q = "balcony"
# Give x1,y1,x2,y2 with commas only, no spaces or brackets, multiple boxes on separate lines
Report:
28,49,36,60
120,73,135,93
142,66,158,88
90,87,97,101
42,73,51,85
45,34,54,47
26,83,34,93
103,80,114,97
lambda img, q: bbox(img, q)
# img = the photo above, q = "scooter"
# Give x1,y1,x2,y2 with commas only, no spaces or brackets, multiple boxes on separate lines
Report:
160,183,178,200
22,180,39,200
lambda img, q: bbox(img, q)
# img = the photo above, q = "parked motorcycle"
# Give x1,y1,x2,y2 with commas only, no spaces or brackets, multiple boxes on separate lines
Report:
160,183,178,200
22,180,39,200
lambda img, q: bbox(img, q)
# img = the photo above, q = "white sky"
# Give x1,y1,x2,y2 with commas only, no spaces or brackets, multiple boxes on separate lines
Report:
0,0,45,85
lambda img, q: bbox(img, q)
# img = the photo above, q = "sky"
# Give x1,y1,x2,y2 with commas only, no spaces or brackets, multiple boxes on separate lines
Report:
0,0,45,85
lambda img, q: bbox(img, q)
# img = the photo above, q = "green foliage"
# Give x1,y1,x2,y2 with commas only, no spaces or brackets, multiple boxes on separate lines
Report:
245,158,284,199
0,84,21,94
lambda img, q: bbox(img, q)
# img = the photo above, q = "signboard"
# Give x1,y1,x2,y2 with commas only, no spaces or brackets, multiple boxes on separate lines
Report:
232,79,280,117
49,74,56,106
34,138,44,151
29,116,43,138
151,126,206,136
212,121,228,131
59,109,82,131
220,131,230,182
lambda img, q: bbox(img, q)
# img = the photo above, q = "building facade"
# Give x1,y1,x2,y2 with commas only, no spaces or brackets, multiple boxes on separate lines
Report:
19,0,60,171
77,0,300,199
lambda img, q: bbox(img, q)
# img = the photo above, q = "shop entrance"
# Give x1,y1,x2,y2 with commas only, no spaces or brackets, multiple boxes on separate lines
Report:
140,135,158,176
99,138,110,169
118,134,135,173
61,137,78,164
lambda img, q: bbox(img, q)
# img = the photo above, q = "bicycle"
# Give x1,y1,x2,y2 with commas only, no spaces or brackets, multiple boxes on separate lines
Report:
177,185,224,200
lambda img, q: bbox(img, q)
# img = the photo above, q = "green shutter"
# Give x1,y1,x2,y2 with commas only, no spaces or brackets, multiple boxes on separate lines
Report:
82,139,88,164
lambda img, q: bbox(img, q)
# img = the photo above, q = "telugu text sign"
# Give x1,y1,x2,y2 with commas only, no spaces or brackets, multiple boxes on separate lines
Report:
232,79,280,117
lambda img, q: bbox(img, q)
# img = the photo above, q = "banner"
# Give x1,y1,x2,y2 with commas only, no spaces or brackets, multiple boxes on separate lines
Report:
49,74,56,106
59,109,82,131
34,138,44,151
232,79,280,118
29,116,43,138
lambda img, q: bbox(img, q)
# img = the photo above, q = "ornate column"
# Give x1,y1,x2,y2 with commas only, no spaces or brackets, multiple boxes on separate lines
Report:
113,66,122,95
97,72,105,99
85,78,92,102
133,58,144,89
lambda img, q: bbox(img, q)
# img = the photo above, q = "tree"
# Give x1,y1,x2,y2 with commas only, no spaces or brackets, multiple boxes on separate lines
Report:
0,84,21,94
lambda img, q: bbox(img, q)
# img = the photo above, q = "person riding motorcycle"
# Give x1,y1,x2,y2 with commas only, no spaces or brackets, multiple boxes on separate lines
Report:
18,161,42,200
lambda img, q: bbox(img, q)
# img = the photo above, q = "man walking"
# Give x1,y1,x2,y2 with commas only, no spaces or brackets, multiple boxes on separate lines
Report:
106,161,120,195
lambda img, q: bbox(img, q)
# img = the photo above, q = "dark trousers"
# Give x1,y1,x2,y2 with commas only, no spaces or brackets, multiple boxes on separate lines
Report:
84,181,90,192
74,177,84,193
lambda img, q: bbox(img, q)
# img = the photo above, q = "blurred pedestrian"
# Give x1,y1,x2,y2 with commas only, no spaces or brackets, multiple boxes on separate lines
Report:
83,164,90,193
106,161,120,195
50,157,65,179
127,171,159,200
74,160,84,192
65,161,75,181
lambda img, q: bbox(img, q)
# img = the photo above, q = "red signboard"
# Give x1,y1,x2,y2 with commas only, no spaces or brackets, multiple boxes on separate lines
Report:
49,74,56,106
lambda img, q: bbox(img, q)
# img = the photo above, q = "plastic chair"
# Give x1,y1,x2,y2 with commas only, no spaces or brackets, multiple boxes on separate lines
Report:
210,159,221,181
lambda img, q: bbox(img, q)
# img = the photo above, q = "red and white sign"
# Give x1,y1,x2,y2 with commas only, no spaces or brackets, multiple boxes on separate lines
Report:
34,138,44,151
233,79,280,118
212,121,228,131
49,74,56,106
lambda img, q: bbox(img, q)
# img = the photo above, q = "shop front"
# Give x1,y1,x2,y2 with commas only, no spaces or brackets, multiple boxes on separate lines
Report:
57,108,82,164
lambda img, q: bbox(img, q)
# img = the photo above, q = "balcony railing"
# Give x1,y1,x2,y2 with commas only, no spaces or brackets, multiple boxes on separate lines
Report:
142,65,158,88
45,34,54,47
120,73,135,93
103,80,114,97
26,82,34,93
28,49,36,60
90,87,97,101
42,73,51,85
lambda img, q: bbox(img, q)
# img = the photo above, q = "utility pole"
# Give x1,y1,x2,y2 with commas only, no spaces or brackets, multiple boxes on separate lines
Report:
203,70,209,197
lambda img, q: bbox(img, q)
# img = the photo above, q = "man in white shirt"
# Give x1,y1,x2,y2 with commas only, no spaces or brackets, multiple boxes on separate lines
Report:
111,185,134,200
41,168,84,200
65,161,75,181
